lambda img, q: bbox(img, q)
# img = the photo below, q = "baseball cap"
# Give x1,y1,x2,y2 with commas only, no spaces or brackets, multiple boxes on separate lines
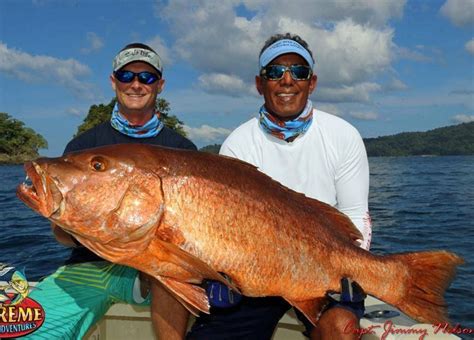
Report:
112,43,163,74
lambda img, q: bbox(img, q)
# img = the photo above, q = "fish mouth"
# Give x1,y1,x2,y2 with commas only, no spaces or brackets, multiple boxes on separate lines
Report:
16,161,64,218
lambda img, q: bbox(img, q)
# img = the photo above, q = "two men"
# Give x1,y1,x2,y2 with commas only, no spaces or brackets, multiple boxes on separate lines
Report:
28,43,196,339
32,33,370,340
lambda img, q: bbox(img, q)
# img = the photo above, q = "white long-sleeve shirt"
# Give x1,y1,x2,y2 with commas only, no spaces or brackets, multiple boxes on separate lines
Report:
220,108,372,250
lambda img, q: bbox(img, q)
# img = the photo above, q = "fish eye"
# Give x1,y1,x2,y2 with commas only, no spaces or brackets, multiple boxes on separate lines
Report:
90,157,107,172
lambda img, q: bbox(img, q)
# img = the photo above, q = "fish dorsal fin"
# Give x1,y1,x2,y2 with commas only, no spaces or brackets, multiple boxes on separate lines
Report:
305,198,363,245
152,239,240,293
285,297,329,326
157,276,209,316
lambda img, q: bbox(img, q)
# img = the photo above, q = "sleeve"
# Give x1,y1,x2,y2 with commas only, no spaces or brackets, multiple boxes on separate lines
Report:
334,129,372,250
219,129,252,161
219,138,239,158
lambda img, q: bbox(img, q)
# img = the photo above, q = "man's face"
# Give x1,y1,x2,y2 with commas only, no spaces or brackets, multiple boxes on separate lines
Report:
111,61,165,117
256,53,317,120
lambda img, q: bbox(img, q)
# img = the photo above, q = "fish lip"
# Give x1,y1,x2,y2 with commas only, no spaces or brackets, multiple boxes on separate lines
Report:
16,161,63,218
17,162,43,214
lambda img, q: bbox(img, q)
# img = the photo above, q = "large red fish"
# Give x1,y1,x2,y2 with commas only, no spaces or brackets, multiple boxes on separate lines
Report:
16,144,463,325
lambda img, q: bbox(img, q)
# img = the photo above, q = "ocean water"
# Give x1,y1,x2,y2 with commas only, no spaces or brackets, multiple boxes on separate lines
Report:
1,156,473,330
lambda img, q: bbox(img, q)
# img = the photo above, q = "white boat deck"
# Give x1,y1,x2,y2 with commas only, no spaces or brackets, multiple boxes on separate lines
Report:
0,281,461,339
85,295,461,339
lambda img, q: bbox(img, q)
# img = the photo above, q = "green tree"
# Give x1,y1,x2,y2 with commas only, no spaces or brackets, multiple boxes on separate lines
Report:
156,98,187,136
0,112,48,163
200,144,221,154
75,98,187,137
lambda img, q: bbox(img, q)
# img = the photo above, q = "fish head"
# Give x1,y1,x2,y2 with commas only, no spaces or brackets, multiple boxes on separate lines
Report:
16,145,165,246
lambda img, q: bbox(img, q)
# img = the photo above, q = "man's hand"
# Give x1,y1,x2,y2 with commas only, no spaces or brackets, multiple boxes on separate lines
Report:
204,279,242,308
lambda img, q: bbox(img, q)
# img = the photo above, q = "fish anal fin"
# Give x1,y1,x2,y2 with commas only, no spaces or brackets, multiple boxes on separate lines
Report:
286,297,329,326
157,276,209,316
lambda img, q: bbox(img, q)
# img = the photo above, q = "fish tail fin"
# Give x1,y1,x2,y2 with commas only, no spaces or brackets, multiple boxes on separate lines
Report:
388,251,463,324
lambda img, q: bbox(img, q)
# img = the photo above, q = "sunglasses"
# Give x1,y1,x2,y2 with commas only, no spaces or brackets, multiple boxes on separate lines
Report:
114,70,161,84
260,64,312,81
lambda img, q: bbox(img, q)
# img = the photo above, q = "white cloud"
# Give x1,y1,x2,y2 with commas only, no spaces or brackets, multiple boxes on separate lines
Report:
465,38,474,55
396,46,432,62
164,87,261,130
32,0,53,6
156,1,400,103
349,111,379,120
198,73,258,97
146,36,173,66
450,89,474,95
183,124,232,144
66,107,83,117
159,1,261,80
380,91,474,111
309,19,394,86
315,104,341,116
314,82,381,103
243,0,406,27
440,0,474,27
80,32,104,54
384,78,408,91
0,42,95,99
452,114,474,123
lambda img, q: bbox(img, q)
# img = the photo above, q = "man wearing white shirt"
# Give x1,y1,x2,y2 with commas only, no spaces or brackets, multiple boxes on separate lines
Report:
187,33,371,340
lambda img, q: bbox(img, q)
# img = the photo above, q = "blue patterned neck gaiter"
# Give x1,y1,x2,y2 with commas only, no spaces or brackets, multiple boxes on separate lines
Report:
110,102,164,138
258,100,313,142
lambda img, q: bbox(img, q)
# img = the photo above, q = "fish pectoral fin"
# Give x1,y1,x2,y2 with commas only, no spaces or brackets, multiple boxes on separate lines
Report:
285,297,329,326
152,239,240,293
157,276,209,316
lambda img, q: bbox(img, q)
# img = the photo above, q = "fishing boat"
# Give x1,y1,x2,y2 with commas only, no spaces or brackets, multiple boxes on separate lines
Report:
0,280,463,339
83,295,461,339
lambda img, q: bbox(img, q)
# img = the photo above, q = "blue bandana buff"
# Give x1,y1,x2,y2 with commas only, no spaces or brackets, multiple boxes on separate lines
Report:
110,103,164,138
258,100,314,142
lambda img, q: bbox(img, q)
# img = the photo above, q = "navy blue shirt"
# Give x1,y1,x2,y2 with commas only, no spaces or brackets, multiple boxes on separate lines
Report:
63,121,197,264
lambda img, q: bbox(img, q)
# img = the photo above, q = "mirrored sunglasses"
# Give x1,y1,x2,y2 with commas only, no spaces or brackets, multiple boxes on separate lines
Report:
261,64,312,81
114,70,161,84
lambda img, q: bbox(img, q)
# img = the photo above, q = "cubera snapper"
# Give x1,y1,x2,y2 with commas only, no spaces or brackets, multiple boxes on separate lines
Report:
17,144,463,325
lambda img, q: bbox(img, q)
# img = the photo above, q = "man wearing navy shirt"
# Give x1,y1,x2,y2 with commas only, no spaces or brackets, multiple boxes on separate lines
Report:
28,43,195,339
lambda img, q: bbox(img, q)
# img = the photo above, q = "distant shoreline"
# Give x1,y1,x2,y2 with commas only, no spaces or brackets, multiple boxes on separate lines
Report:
2,154,473,166
0,154,47,165
2,122,472,163
199,122,474,157
0,153,40,165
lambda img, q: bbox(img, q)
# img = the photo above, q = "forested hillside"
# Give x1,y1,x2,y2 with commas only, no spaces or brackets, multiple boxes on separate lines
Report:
200,122,474,157
364,122,474,156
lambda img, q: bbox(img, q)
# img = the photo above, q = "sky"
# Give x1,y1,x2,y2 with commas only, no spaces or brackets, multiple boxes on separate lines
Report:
0,0,473,156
